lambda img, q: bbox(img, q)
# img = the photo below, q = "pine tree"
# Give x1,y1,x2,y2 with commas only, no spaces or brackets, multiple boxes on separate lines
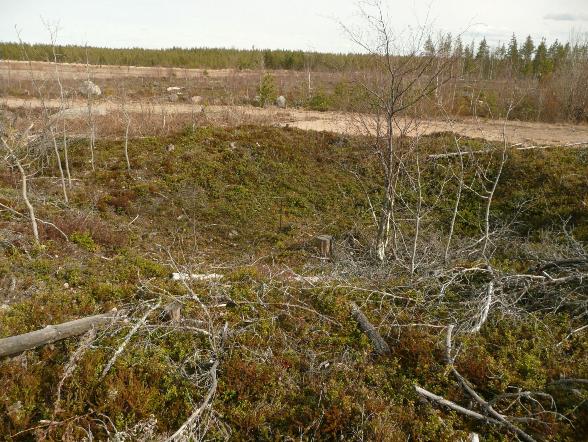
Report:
506,34,520,72
440,33,452,58
520,35,535,75
463,41,475,74
476,38,490,78
548,40,566,71
424,36,435,56
533,39,552,77
453,36,464,59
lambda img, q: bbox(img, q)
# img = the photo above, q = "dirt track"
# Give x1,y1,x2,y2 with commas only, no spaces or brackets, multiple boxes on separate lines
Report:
2,96,588,146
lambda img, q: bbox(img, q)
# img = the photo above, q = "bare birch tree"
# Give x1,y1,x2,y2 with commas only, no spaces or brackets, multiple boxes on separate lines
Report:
1,124,40,244
45,21,72,188
343,0,455,261
85,46,96,171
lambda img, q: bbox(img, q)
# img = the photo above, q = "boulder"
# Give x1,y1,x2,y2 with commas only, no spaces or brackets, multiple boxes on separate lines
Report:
79,80,101,96
276,95,286,108
168,93,179,103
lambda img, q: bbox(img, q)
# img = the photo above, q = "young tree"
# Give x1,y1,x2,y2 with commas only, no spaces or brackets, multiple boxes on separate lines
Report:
342,0,454,261
1,124,40,244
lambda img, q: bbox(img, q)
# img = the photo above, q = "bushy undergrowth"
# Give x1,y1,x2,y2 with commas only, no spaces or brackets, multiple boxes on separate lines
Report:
0,127,587,440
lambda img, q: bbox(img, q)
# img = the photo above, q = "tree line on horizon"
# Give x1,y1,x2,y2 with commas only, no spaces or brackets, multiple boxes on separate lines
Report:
426,33,588,80
0,35,587,78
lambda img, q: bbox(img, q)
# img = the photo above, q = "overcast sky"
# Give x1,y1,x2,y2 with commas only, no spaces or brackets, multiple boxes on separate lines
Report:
1,0,587,53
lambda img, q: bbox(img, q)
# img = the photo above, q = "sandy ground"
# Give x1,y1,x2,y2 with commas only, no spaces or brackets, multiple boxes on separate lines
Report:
2,95,588,146
0,60,251,80
2,60,588,145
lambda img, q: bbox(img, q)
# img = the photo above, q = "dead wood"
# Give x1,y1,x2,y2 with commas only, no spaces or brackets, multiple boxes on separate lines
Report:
415,385,502,424
528,259,588,275
350,302,391,356
0,311,119,358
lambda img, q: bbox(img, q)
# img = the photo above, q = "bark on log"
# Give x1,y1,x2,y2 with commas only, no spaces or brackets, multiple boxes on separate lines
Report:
0,311,118,358
350,302,391,356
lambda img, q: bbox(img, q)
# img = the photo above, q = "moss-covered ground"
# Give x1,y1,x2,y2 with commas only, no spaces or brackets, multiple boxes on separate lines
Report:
0,126,586,440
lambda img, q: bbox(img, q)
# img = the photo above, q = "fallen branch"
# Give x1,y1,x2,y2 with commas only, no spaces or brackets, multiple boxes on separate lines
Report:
350,302,391,356
415,385,501,424
528,259,588,274
167,359,219,441
100,301,161,380
450,367,536,442
445,325,537,442
550,378,588,387
167,322,228,441
428,141,588,160
0,311,119,358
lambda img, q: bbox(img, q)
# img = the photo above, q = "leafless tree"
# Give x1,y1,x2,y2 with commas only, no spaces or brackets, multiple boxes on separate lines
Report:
16,27,69,204
342,0,455,261
45,20,72,189
1,123,40,243
85,46,96,171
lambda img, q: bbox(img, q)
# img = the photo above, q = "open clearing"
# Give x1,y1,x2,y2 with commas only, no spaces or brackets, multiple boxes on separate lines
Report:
2,52,588,440
3,60,588,145
3,96,588,146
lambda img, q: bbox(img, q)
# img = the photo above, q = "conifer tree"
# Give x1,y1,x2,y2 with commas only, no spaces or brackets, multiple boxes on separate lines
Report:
506,34,519,72
463,40,475,74
520,35,535,75
533,39,551,77
453,36,464,59
476,37,490,78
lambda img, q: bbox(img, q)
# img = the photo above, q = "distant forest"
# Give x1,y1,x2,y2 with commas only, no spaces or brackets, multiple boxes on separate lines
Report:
1,34,587,79
0,42,369,71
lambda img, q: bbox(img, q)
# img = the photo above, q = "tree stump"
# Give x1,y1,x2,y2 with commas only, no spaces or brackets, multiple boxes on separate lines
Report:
316,235,333,259
163,301,182,322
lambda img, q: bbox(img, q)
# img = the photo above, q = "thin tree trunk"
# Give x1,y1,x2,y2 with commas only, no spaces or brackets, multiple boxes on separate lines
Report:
62,121,72,187
410,151,423,274
85,48,96,171
50,38,72,187
375,114,396,262
16,159,39,244
444,137,465,264
124,113,131,171
482,139,507,257
50,127,68,203
88,96,95,171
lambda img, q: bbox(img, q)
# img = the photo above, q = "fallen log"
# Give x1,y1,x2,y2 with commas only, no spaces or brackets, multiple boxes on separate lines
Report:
0,311,119,358
350,302,391,356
